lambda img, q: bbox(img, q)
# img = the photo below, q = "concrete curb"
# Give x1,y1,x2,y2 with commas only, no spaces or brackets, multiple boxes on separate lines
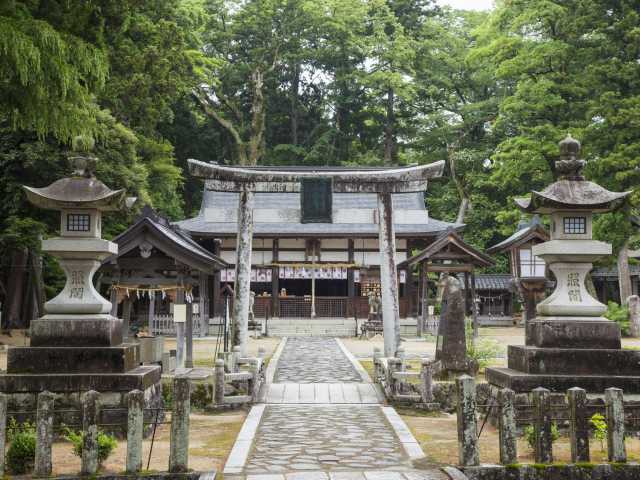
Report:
265,337,287,384
336,338,372,383
224,404,267,474
381,406,426,461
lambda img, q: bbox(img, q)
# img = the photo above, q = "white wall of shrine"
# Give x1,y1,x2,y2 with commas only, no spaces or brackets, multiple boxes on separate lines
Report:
219,237,408,267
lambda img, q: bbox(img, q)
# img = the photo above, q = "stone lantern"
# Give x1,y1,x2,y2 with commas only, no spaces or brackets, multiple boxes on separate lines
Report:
0,154,161,422
486,136,640,393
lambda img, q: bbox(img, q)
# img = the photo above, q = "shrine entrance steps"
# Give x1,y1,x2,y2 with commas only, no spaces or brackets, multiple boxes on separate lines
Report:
265,318,360,337
223,337,447,480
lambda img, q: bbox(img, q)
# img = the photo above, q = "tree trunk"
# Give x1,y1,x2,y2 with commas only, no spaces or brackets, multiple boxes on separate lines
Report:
384,87,396,165
2,248,29,329
448,144,470,224
290,63,300,145
618,240,632,305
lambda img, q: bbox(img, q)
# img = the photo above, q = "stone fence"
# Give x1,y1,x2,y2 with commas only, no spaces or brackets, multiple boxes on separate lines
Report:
0,377,193,478
455,375,639,480
214,346,264,407
372,347,438,409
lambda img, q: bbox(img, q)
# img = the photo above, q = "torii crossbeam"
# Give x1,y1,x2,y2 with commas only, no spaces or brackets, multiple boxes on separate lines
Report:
188,160,445,357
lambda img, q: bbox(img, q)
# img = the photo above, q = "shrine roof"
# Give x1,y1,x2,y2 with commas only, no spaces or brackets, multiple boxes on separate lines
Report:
399,230,494,268
105,207,226,272
486,221,549,254
473,274,514,291
176,189,462,238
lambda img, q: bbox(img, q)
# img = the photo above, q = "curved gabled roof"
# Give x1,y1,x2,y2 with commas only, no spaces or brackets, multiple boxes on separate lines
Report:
108,208,226,272
24,177,126,211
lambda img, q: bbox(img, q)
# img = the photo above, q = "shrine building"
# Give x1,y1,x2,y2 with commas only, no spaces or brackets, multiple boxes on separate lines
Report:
176,165,463,321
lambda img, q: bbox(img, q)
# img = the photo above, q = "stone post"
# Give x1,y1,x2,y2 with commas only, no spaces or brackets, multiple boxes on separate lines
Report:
231,345,241,373
388,357,401,395
497,388,517,465
250,360,261,401
81,390,100,475
397,347,406,371
532,387,553,464
232,189,254,357
456,375,479,467
605,387,626,463
214,359,225,405
377,191,401,357
126,389,144,473
169,376,191,472
420,360,434,404
628,295,640,338
34,391,55,478
568,387,589,463
0,393,6,476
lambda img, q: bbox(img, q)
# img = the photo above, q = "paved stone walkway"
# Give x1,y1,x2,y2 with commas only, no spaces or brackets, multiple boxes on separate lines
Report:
275,337,362,383
246,405,407,473
226,337,445,480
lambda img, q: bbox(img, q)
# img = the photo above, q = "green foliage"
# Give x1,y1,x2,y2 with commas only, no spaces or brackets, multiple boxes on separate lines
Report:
63,426,118,466
6,418,36,474
0,1,107,140
465,319,504,369
590,413,607,452
523,422,560,451
604,301,630,337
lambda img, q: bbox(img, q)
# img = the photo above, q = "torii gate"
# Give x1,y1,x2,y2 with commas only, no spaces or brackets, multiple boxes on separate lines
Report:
188,160,445,357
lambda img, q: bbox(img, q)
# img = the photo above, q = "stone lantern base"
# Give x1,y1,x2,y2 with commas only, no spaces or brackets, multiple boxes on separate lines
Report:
486,317,640,393
0,315,162,429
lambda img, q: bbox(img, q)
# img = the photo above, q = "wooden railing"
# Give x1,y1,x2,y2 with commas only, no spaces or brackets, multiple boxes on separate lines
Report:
150,314,205,336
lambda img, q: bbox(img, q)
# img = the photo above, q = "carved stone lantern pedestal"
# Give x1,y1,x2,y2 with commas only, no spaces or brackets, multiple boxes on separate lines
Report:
0,156,161,424
486,136,640,393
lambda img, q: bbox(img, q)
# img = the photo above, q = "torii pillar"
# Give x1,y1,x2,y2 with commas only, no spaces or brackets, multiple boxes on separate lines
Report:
187,160,445,357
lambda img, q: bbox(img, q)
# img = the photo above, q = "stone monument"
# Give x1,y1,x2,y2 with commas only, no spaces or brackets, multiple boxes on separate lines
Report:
434,275,477,378
0,154,161,420
486,135,639,392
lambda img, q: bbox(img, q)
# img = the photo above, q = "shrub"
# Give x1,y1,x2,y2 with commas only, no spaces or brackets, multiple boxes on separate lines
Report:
6,418,36,474
524,423,560,451
465,319,504,369
590,413,607,451
604,301,630,336
63,427,118,466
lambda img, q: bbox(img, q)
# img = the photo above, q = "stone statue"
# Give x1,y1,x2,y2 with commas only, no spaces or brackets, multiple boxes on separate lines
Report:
248,291,255,322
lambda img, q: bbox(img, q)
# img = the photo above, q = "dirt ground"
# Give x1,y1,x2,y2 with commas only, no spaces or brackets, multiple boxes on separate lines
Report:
47,411,246,476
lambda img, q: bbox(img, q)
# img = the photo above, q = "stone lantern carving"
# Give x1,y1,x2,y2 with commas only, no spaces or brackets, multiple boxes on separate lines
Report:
23,155,135,345
24,156,125,315
486,136,640,393
0,152,161,424
515,135,629,331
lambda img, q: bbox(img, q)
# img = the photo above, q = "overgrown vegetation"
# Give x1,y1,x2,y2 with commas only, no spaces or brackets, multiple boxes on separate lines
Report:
465,320,504,369
590,413,608,452
6,418,36,474
604,302,630,337
524,423,560,451
63,427,118,467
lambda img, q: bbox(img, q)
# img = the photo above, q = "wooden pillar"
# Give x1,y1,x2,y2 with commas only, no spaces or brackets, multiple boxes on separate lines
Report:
186,284,194,368
272,238,279,318
377,191,400,357
148,290,156,333
232,189,254,357
347,239,355,302
463,272,471,316
417,262,425,337
211,240,221,319
470,271,478,339
176,271,186,369
122,296,132,342
198,273,208,337
109,268,120,317
405,240,416,317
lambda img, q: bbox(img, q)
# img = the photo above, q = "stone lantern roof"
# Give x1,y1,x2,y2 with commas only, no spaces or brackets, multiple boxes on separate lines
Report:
23,155,127,211
514,135,631,214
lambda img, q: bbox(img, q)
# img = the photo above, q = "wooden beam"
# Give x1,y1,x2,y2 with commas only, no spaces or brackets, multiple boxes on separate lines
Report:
424,265,473,273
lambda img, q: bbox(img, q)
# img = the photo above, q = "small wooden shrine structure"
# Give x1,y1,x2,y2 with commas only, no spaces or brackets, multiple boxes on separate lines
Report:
99,207,226,369
399,230,494,337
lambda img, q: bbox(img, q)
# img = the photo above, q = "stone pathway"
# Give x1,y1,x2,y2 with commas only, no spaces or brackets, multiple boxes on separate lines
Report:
275,337,363,383
225,337,446,480
246,405,407,473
